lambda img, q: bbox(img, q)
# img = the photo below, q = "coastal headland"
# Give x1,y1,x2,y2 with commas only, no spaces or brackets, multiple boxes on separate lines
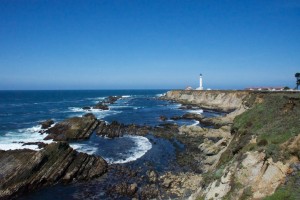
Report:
163,89,300,199
1,90,300,199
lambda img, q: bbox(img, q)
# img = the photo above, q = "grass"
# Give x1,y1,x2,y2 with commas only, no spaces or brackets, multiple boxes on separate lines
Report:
220,93,300,165
263,170,300,200
216,92,300,198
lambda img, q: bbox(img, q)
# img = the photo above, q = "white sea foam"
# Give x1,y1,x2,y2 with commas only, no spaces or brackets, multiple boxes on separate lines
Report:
86,97,106,101
167,103,182,109
188,109,204,114
0,125,53,151
191,120,200,126
107,135,152,164
122,95,131,98
109,105,142,110
67,107,122,119
69,143,98,155
70,135,152,164
109,105,133,108
156,93,166,97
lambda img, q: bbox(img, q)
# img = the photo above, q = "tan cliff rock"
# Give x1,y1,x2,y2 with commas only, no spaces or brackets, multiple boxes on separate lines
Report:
199,151,290,200
163,90,251,112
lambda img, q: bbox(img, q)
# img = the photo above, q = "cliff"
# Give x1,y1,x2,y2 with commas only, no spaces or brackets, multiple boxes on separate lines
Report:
163,90,252,112
163,90,300,200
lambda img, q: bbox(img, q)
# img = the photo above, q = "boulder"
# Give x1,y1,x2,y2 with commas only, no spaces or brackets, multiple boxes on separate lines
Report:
96,121,124,138
39,119,54,129
82,106,91,110
170,116,182,120
147,170,158,183
93,103,109,110
104,96,122,104
182,113,204,121
0,142,107,199
44,113,99,141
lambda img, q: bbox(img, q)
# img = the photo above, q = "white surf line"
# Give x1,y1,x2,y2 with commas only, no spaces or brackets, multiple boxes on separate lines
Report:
107,135,152,164
0,124,54,151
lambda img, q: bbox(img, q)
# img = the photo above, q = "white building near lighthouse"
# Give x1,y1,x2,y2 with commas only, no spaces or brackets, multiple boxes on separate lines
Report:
196,74,204,90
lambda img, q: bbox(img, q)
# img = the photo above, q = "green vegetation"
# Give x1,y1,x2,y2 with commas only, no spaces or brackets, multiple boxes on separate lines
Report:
217,92,300,198
263,171,300,200
219,93,300,165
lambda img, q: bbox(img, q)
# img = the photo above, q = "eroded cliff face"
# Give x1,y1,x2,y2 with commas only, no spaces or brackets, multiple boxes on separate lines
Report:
164,90,300,200
164,90,251,112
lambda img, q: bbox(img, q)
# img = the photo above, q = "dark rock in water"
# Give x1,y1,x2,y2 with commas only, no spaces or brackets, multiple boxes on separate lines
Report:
170,116,182,120
0,142,107,199
125,124,151,136
96,121,124,138
44,113,99,141
170,113,203,122
39,119,54,129
22,142,47,149
96,121,151,138
93,102,109,110
157,123,179,130
91,96,121,110
179,105,194,110
82,106,91,110
182,113,204,121
104,96,122,104
160,115,168,121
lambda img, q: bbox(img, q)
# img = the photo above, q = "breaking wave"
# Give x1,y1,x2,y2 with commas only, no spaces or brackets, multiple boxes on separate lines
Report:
0,125,53,151
71,135,152,164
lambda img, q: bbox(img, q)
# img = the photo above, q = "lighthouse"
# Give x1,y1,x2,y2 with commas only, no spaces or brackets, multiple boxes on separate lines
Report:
197,74,204,90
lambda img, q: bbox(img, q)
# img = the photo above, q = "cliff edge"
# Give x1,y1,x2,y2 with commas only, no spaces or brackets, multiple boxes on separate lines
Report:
163,90,300,200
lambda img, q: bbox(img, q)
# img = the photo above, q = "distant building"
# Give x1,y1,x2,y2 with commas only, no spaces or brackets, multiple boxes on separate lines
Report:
185,86,193,90
245,87,285,91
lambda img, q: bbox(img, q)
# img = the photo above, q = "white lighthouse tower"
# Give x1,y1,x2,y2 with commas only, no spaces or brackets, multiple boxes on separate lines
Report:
196,74,204,90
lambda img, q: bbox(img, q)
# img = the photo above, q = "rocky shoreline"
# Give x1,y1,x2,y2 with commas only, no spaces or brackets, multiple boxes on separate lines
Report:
1,91,300,199
0,142,107,199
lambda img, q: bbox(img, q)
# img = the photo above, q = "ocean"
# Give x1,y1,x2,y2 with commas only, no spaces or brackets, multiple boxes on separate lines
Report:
0,90,221,199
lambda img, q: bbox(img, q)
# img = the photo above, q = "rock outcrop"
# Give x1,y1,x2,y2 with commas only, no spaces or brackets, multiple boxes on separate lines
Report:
39,119,54,129
96,121,151,138
0,142,107,199
44,113,99,141
93,103,109,110
202,151,290,200
93,96,122,110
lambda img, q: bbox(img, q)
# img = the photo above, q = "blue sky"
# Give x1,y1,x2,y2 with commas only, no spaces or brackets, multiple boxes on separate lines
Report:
0,0,299,90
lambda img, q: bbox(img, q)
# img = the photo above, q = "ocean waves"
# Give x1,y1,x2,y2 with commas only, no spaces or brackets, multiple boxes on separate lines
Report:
0,125,53,151
67,107,122,119
70,135,152,164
